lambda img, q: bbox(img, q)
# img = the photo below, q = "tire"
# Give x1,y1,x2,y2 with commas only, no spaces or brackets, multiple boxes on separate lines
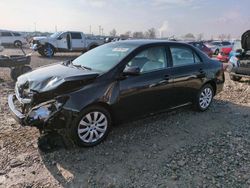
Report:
230,75,242,81
214,49,219,55
43,44,55,57
38,48,45,56
10,67,21,81
70,105,111,147
14,41,22,48
21,66,32,75
194,84,214,112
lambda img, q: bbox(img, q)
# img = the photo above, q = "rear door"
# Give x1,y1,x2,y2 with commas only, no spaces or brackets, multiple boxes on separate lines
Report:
70,32,84,50
169,45,205,105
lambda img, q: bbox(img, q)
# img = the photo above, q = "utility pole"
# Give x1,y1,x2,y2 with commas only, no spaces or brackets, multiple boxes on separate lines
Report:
89,25,92,35
99,25,101,35
34,22,37,33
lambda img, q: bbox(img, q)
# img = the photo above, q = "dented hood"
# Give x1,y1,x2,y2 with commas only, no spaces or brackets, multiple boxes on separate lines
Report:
17,63,99,93
241,30,250,50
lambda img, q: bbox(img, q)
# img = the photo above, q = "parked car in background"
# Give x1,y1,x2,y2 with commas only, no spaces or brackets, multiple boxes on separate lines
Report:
188,42,213,57
8,40,225,147
206,41,233,55
216,47,232,62
0,30,27,47
227,31,250,81
0,40,4,52
31,31,105,57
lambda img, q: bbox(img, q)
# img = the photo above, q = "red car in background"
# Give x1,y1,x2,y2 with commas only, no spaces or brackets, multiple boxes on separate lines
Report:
188,42,213,57
217,47,232,62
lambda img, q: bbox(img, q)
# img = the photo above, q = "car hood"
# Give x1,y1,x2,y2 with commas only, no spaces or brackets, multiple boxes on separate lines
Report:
241,30,250,50
17,63,100,94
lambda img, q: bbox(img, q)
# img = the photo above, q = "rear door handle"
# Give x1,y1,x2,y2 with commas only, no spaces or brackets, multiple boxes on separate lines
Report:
198,68,206,78
164,74,170,80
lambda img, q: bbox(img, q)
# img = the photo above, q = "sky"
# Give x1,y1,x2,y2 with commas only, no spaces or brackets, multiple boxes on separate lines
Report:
0,0,250,39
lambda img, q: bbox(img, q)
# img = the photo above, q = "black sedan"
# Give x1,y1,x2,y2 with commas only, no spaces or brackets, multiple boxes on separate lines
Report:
8,40,225,146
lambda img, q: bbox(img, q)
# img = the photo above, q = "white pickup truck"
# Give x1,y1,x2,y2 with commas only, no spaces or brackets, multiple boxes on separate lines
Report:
31,31,104,57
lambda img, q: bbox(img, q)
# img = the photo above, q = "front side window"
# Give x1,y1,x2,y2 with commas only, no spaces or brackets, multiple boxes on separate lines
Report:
72,43,135,72
170,46,199,66
127,46,167,73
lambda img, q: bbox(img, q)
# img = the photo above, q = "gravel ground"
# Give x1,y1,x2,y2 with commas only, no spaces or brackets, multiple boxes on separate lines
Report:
0,48,249,188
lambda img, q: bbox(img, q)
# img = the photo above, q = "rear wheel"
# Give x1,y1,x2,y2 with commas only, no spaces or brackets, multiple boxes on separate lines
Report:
230,75,242,81
194,84,214,111
10,67,21,81
10,66,32,81
21,66,32,75
70,105,111,147
14,40,22,48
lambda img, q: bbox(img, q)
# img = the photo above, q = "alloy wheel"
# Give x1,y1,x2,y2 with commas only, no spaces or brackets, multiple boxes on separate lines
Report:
44,45,54,57
77,111,108,143
199,87,213,109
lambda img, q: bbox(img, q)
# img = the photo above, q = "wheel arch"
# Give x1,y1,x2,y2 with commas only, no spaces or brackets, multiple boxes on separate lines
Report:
203,80,217,95
44,42,56,50
82,101,114,122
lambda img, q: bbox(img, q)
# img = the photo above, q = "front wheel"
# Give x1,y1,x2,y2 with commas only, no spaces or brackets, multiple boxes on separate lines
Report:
42,44,55,57
70,105,111,147
194,84,214,111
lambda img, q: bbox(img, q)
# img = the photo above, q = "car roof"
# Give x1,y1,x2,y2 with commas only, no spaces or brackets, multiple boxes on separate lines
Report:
112,39,190,48
0,29,20,33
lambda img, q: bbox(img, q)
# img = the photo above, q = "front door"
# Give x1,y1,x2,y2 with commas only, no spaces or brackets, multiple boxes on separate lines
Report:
57,32,70,51
113,46,175,121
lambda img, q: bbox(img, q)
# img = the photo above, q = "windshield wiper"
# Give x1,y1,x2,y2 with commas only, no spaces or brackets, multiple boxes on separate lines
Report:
81,66,92,70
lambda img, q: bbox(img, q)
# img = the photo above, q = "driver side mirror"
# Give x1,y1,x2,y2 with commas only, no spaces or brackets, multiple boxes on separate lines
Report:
123,66,140,76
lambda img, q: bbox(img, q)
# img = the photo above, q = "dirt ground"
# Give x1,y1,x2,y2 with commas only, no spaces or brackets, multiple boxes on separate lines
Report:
0,48,249,188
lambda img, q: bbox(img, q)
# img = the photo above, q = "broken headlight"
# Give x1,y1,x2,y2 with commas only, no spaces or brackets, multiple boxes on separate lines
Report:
26,96,68,125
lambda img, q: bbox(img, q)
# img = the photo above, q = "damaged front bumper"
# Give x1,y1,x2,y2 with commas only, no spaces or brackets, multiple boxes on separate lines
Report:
8,94,26,125
8,94,68,129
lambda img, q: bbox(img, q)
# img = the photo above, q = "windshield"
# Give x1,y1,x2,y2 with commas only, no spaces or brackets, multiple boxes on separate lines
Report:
72,43,136,72
50,32,63,38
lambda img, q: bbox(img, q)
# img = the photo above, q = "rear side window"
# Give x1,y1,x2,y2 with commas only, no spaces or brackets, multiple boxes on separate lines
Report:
13,32,21,36
1,32,12,37
71,32,82,39
170,46,201,66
